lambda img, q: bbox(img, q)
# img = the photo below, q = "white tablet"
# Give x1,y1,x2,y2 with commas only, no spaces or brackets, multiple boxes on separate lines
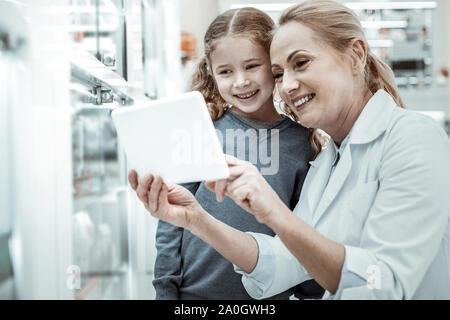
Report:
111,91,229,184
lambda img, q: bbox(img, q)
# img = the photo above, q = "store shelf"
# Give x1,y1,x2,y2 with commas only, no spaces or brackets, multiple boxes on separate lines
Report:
70,48,137,106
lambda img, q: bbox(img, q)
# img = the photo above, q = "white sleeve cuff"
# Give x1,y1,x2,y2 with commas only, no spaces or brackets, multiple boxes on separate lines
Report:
233,232,276,299
329,245,398,300
234,232,311,299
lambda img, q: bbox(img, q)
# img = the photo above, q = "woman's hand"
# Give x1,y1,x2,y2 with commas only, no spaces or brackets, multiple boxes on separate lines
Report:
205,155,285,224
128,170,203,229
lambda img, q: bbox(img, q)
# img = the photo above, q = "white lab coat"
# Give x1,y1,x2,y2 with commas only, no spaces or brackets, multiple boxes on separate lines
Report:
234,90,450,299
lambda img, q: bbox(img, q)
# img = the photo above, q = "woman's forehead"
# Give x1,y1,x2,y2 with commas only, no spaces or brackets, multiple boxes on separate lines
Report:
272,22,315,49
270,22,331,62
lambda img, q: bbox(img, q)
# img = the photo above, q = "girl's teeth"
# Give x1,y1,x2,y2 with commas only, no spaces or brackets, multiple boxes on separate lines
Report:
237,90,257,98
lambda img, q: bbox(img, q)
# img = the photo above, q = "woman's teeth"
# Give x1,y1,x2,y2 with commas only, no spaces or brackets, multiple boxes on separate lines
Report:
236,90,258,99
294,94,315,108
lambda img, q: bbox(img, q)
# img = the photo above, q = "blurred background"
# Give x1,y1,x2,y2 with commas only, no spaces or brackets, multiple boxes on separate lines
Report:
0,0,449,300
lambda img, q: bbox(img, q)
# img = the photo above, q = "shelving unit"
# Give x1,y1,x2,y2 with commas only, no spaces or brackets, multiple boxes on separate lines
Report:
68,0,145,300
345,1,436,88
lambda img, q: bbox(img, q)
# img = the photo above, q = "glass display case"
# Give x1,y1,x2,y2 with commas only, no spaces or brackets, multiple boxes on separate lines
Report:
0,22,17,300
345,1,436,88
68,0,142,299
67,0,182,299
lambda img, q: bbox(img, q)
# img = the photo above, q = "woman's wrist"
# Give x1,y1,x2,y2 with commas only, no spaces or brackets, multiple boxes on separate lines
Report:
263,198,291,231
187,205,212,236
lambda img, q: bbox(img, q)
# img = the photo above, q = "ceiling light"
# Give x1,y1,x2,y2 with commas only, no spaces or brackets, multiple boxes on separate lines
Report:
230,3,296,11
345,2,437,10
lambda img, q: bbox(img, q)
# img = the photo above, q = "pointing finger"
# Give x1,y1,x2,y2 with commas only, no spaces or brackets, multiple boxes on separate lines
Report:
214,179,228,202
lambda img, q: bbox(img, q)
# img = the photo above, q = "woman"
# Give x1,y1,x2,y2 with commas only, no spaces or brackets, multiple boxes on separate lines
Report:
130,0,450,299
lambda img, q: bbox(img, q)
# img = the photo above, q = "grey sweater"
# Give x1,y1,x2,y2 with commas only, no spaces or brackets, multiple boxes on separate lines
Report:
153,110,315,299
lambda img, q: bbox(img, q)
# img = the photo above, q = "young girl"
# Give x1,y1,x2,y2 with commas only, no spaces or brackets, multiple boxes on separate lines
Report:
149,7,323,300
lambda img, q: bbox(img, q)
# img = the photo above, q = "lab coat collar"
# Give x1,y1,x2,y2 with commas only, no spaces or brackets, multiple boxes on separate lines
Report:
309,90,396,168
348,89,397,145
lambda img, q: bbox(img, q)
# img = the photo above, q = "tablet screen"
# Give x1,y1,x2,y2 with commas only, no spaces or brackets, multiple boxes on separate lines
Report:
111,91,229,184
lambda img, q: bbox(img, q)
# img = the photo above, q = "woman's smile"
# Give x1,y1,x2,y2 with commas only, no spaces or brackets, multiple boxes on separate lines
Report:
292,93,316,112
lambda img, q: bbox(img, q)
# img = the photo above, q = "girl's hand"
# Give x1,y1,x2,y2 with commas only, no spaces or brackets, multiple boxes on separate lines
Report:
205,155,285,224
128,170,203,229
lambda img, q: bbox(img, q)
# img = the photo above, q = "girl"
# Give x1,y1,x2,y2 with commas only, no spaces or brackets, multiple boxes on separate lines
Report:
134,7,323,300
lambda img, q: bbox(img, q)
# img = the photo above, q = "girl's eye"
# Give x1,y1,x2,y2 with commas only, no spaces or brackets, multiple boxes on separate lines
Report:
295,60,309,68
218,70,231,75
246,64,259,70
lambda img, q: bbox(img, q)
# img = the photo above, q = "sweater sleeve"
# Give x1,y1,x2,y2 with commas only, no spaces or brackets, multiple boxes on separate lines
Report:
152,182,200,299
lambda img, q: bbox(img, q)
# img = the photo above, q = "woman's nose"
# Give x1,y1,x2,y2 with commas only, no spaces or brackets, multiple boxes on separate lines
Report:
281,71,299,95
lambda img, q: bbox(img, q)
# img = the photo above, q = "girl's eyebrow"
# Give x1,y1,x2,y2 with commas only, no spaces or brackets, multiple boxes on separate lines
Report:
216,64,231,70
216,58,263,70
243,58,262,63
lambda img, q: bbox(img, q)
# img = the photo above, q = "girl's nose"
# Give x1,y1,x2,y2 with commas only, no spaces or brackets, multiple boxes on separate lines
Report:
233,73,250,88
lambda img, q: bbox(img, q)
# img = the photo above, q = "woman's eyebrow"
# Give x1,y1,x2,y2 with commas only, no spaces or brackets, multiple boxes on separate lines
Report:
271,49,311,68
286,49,309,63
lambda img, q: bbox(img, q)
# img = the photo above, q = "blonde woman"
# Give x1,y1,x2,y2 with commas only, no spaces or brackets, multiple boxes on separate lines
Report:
131,0,450,299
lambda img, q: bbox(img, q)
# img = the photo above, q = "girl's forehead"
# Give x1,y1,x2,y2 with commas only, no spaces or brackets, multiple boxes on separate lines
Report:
214,35,259,49
211,36,268,58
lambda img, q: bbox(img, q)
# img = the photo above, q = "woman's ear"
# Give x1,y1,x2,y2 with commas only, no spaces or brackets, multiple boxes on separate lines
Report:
349,39,368,75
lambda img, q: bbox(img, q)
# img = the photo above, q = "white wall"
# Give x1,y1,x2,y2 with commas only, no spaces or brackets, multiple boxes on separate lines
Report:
179,0,220,53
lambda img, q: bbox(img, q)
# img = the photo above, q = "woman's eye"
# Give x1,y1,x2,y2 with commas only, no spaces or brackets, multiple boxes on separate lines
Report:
273,73,283,81
295,60,309,68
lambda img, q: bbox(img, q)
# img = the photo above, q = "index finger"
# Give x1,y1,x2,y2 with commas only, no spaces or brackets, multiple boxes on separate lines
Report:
224,154,246,167
214,179,228,202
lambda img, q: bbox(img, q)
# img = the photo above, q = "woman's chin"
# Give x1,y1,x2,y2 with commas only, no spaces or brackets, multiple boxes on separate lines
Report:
297,115,315,129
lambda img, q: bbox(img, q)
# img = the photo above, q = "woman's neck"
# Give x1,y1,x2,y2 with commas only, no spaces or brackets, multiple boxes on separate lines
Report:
328,88,373,147
229,96,283,122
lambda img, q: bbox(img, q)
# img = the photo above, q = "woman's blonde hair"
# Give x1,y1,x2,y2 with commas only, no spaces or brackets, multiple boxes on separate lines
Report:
190,7,274,121
277,0,405,157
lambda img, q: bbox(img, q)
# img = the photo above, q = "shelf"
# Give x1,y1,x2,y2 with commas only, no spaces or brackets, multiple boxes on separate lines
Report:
70,47,142,106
